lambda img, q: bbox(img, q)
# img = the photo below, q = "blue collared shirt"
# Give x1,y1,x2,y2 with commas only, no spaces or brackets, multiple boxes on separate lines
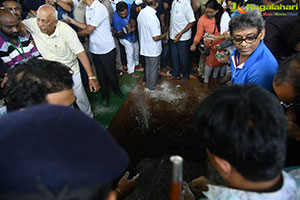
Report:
112,4,137,43
230,41,278,92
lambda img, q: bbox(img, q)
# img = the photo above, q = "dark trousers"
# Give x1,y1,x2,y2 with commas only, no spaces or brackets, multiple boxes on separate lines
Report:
170,39,191,79
161,41,170,69
91,48,121,100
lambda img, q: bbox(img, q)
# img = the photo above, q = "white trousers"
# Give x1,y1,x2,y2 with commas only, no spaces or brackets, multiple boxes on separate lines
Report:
72,72,93,118
119,39,139,74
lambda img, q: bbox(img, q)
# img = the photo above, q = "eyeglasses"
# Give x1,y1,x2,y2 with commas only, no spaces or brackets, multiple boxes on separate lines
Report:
232,32,260,45
280,101,294,109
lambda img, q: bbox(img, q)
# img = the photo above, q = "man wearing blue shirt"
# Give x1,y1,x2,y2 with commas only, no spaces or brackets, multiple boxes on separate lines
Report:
229,10,278,92
113,2,139,77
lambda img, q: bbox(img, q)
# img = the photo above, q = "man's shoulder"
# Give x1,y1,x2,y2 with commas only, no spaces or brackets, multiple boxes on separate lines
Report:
57,21,76,33
0,37,8,52
93,0,107,10
250,42,278,67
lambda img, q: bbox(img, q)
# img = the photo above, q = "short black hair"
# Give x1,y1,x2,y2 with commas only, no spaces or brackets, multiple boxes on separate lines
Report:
274,53,300,102
4,58,73,111
229,10,265,35
1,0,20,6
195,85,286,182
145,0,158,7
116,1,128,12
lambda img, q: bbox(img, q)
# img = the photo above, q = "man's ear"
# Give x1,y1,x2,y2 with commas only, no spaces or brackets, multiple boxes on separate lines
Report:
206,149,232,179
212,155,232,179
260,28,266,40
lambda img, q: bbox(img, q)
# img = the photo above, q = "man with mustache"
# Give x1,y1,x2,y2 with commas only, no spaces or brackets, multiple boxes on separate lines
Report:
0,9,39,68
229,10,278,92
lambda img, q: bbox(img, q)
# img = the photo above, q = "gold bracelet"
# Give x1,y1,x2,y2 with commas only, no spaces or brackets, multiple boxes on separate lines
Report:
88,76,97,80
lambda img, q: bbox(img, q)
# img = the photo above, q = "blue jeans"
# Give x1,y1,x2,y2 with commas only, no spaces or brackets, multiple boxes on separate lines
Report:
170,39,191,79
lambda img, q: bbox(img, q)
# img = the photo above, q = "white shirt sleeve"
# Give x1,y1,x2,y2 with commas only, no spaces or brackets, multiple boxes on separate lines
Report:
149,17,161,37
22,18,36,33
184,2,196,23
220,12,230,34
64,24,85,55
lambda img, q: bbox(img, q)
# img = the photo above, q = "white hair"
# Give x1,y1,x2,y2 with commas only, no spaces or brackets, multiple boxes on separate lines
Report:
38,4,58,20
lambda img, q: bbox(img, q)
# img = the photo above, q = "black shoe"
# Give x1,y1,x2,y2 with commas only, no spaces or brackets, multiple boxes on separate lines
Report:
116,91,125,98
103,99,108,105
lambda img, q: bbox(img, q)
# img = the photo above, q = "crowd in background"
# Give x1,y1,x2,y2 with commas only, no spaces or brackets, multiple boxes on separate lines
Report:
0,0,300,199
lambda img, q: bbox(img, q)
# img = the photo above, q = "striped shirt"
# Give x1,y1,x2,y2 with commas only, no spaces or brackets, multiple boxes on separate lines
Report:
0,34,40,68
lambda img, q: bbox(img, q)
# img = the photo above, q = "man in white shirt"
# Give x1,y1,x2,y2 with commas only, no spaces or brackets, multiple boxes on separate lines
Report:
169,0,195,80
70,0,125,105
22,5,99,117
137,0,167,90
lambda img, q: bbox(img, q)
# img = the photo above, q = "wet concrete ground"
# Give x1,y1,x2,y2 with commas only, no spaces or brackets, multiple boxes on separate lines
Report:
108,76,221,199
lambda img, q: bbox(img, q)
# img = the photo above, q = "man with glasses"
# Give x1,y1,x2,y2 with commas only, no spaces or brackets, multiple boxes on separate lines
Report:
229,10,278,92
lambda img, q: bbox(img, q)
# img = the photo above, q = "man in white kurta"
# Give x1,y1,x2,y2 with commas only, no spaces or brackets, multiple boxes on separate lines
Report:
137,0,167,90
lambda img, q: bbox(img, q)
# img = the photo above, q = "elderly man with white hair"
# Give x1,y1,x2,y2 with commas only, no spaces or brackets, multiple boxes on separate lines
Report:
21,5,99,117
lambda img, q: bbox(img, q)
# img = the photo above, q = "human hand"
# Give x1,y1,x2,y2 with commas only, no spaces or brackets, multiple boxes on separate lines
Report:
214,44,221,50
181,181,195,200
88,78,100,93
116,171,139,198
126,24,134,33
190,44,196,51
215,51,229,64
188,176,213,195
174,32,182,43
203,33,215,41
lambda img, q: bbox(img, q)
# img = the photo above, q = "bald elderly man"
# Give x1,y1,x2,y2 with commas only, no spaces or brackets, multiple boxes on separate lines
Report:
22,5,99,117
0,9,39,68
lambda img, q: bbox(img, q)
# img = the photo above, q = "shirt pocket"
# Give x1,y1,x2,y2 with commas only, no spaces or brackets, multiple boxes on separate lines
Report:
174,9,186,24
53,43,67,57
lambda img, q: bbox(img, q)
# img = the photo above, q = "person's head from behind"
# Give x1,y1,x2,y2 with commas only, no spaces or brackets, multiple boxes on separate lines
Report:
1,0,22,21
273,53,300,109
116,2,128,18
145,0,159,9
0,104,129,200
37,4,58,36
4,57,74,112
195,85,286,189
0,8,19,39
229,10,265,58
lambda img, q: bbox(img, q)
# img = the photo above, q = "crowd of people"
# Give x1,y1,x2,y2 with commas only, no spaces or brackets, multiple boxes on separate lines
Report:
0,0,300,199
